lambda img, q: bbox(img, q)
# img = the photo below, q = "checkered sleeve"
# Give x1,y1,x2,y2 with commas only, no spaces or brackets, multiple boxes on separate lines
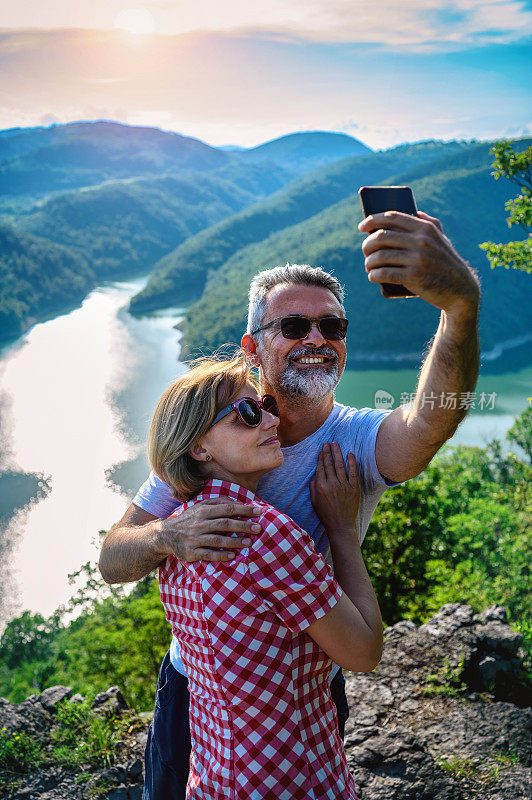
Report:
247,511,343,634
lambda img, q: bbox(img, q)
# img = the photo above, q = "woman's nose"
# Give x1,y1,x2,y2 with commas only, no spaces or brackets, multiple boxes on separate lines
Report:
262,410,280,429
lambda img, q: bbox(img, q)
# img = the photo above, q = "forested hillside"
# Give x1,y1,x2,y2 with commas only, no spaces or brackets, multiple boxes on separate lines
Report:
0,225,93,340
0,124,364,211
130,139,470,312
18,173,260,277
236,130,371,172
1,123,530,363
0,174,261,338
172,139,532,361
0,123,368,341
0,122,232,203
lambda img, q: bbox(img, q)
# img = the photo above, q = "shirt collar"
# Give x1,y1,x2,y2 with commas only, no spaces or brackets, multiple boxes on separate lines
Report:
198,479,263,506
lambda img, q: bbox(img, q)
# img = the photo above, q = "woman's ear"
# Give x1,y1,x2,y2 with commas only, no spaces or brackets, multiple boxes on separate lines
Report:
189,441,211,463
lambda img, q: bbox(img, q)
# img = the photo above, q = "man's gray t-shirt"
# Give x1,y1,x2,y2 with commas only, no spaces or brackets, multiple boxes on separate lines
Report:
133,403,396,681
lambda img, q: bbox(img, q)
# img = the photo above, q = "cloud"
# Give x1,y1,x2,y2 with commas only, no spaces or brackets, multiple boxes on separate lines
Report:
234,0,532,51
1,1,531,51
0,27,528,149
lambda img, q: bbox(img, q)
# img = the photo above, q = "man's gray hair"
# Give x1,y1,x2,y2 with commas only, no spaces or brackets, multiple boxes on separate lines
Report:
247,264,345,337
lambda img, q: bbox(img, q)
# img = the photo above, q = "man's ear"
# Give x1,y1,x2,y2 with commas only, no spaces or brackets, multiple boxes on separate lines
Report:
241,334,261,366
189,440,211,463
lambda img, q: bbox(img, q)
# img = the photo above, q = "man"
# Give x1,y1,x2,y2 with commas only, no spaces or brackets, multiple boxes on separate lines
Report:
99,209,480,798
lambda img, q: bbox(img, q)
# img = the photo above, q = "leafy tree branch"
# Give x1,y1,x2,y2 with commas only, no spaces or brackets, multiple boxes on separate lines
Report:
480,141,532,273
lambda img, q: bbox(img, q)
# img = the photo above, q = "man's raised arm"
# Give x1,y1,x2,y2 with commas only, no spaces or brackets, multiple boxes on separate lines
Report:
99,500,263,584
358,210,481,483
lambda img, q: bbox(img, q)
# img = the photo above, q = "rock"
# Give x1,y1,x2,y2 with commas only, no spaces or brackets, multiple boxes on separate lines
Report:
107,787,129,800
419,603,474,637
126,758,144,780
0,696,50,740
342,604,531,799
348,728,463,799
478,622,523,656
10,789,34,799
99,765,127,784
70,693,84,704
487,766,532,799
385,620,417,638
478,653,499,681
351,702,382,727
418,701,532,762
475,605,508,624
91,686,128,714
37,685,72,711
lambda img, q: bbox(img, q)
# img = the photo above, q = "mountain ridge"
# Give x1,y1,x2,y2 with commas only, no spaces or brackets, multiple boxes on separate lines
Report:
1,123,529,367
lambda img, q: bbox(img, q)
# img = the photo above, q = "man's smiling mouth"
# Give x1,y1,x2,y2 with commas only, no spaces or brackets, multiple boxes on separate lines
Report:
285,345,338,371
292,355,334,365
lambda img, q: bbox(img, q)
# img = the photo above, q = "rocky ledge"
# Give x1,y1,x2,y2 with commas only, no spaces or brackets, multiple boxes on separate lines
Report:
344,603,531,799
0,603,530,799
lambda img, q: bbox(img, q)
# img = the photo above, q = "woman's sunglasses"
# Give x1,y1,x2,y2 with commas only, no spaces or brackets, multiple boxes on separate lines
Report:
210,395,279,429
252,315,348,341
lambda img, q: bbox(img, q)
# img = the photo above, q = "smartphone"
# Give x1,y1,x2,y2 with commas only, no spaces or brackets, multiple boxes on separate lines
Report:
358,186,418,298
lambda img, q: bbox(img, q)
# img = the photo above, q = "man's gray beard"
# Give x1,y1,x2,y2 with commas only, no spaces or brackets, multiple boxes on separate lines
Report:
278,349,339,400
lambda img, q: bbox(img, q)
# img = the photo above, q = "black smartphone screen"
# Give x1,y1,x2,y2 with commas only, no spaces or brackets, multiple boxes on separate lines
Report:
358,186,418,298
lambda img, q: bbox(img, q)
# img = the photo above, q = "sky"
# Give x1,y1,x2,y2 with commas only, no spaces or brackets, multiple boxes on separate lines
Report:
0,1,531,149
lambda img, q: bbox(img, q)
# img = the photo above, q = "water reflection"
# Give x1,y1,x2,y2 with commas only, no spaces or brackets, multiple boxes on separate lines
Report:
335,366,532,448
0,279,184,624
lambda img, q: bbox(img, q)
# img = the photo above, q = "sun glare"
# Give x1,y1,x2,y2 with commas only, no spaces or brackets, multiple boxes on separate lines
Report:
114,8,156,35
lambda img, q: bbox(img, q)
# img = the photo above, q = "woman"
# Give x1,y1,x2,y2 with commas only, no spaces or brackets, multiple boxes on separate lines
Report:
148,352,383,800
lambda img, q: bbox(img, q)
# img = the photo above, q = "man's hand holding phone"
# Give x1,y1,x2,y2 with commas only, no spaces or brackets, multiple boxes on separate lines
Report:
357,187,480,316
358,186,418,298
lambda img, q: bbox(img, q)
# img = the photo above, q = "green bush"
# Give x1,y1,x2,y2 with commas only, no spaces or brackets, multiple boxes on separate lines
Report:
0,728,44,790
51,697,128,769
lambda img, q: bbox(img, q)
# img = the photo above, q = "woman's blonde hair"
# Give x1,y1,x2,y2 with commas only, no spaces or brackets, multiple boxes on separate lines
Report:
148,351,257,501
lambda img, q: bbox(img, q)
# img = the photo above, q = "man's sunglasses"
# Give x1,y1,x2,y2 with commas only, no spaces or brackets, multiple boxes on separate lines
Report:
210,395,279,429
252,315,348,341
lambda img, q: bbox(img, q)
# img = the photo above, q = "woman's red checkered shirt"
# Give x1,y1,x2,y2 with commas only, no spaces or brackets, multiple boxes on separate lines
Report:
159,479,359,800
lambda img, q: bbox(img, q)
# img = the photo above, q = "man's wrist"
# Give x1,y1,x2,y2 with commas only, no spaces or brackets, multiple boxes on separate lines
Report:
152,517,174,559
439,296,480,348
441,274,480,325
443,297,479,322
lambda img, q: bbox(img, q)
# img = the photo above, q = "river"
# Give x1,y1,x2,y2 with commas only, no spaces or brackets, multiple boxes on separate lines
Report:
0,277,530,625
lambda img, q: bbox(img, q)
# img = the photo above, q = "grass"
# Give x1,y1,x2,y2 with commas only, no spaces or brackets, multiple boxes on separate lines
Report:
0,697,130,794
422,655,467,698
0,727,45,793
491,747,520,767
51,697,129,769
438,747,521,787
439,754,479,778
74,773,113,799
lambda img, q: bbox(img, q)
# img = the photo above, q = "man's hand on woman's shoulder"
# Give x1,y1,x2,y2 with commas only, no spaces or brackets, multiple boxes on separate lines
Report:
160,498,263,562
98,499,263,584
